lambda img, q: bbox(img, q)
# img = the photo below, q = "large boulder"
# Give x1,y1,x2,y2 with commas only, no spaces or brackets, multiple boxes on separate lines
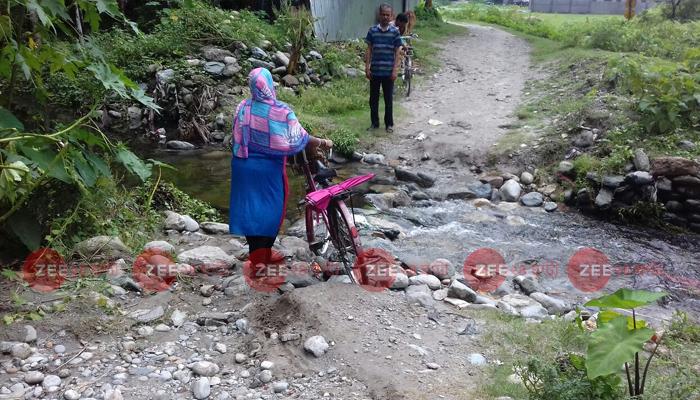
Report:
594,188,614,209
164,211,199,232
446,182,492,200
177,246,236,270
499,294,549,319
273,51,290,67
500,179,522,202
651,157,699,177
395,167,435,188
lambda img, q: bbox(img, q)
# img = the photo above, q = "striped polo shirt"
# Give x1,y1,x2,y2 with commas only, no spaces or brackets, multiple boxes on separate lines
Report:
365,24,402,77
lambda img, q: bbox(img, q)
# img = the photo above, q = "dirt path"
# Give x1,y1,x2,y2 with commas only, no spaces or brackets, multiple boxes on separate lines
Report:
372,23,535,186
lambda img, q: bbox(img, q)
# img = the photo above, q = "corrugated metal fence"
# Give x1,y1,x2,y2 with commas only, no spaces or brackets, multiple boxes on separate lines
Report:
529,0,659,14
310,0,421,42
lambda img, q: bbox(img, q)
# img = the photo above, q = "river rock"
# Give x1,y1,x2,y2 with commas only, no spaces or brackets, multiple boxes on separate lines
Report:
625,171,654,186
409,274,441,290
127,106,142,130
190,361,219,377
513,275,539,295
633,149,650,171
248,58,274,70
251,47,268,59
203,61,225,76
272,66,287,75
177,246,236,269
448,182,492,200
500,294,548,319
165,211,199,232
129,306,165,323
64,389,80,400
558,161,574,175
202,46,234,62
500,180,522,202
273,381,288,393
520,172,534,185
73,236,129,260
143,241,175,254
22,325,37,343
673,175,700,187
282,74,300,87
192,377,211,399
166,140,195,150
447,280,477,302
273,51,290,67
395,167,434,188
468,353,487,366
428,258,455,280
544,202,558,212
223,64,242,77
41,375,61,390
651,157,699,177
390,268,410,289
679,140,697,151
594,188,613,209
602,175,625,189
200,222,229,235
520,192,543,207
328,275,352,284
304,336,329,357
24,371,44,385
223,56,237,65
530,292,570,315
433,288,448,301
405,285,435,308
156,69,175,84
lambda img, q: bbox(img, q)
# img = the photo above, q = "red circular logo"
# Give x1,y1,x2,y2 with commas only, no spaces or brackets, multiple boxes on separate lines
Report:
567,247,611,292
133,249,181,292
353,248,398,292
463,248,507,293
243,248,287,292
22,248,65,292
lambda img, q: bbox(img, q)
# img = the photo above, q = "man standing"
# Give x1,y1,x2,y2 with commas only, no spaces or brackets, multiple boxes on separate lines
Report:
365,4,402,133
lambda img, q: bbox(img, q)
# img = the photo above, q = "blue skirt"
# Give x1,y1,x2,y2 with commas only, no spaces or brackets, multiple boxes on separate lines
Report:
229,153,288,237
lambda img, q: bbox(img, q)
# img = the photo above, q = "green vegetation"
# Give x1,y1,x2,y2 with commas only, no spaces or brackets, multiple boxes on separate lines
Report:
473,290,700,400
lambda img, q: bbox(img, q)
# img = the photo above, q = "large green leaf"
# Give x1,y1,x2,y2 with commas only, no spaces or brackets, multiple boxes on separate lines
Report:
40,0,71,20
17,143,71,183
94,0,121,16
8,212,43,250
586,316,653,379
598,310,647,330
73,152,97,187
26,0,54,29
85,151,111,178
0,107,24,130
115,146,151,181
584,289,667,310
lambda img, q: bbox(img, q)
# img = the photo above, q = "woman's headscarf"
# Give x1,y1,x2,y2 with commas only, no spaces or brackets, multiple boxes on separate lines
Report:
232,68,309,158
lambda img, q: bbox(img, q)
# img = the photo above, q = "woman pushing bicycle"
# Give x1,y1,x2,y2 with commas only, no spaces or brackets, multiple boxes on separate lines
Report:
229,67,332,270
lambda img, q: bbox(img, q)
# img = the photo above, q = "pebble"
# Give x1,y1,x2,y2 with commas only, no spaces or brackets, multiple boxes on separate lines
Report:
23,325,37,343
468,353,487,366
54,345,66,354
426,362,440,370
304,335,329,357
235,318,249,333
11,343,32,359
155,324,171,332
235,353,247,363
272,381,289,393
24,371,45,385
214,343,227,354
41,374,61,389
192,377,211,399
57,370,71,379
259,369,273,383
190,361,220,377
260,361,274,370
240,370,251,378
64,389,80,400
137,326,154,337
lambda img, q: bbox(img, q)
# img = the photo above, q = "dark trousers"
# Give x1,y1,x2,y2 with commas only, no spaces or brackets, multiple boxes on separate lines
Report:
369,76,394,128
246,235,276,264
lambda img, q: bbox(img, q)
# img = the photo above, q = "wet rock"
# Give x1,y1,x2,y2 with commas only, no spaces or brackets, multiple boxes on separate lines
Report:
520,172,534,185
395,167,434,188
304,336,329,357
544,202,558,212
24,371,44,385
362,153,386,165
520,192,543,207
513,275,539,295
73,236,129,260
651,157,699,177
200,222,229,235
625,171,654,186
687,199,700,212
190,361,220,377
576,188,594,208
602,175,625,189
192,377,211,399
633,149,650,171
282,74,300,87
166,140,196,150
447,280,477,302
248,58,274,70
447,182,492,200
594,188,613,209
308,50,323,59
144,240,175,253
500,179,522,202
171,309,187,327
530,292,570,315
177,246,236,269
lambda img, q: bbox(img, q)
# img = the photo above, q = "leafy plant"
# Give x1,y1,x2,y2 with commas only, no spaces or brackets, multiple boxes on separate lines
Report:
581,289,667,397
275,1,315,75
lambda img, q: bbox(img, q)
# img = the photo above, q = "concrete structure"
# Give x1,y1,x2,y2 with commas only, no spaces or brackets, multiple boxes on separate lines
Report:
529,0,660,14
309,0,421,41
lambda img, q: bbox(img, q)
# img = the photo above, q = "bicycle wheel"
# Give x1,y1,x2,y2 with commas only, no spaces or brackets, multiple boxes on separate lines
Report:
327,201,362,284
305,207,332,258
